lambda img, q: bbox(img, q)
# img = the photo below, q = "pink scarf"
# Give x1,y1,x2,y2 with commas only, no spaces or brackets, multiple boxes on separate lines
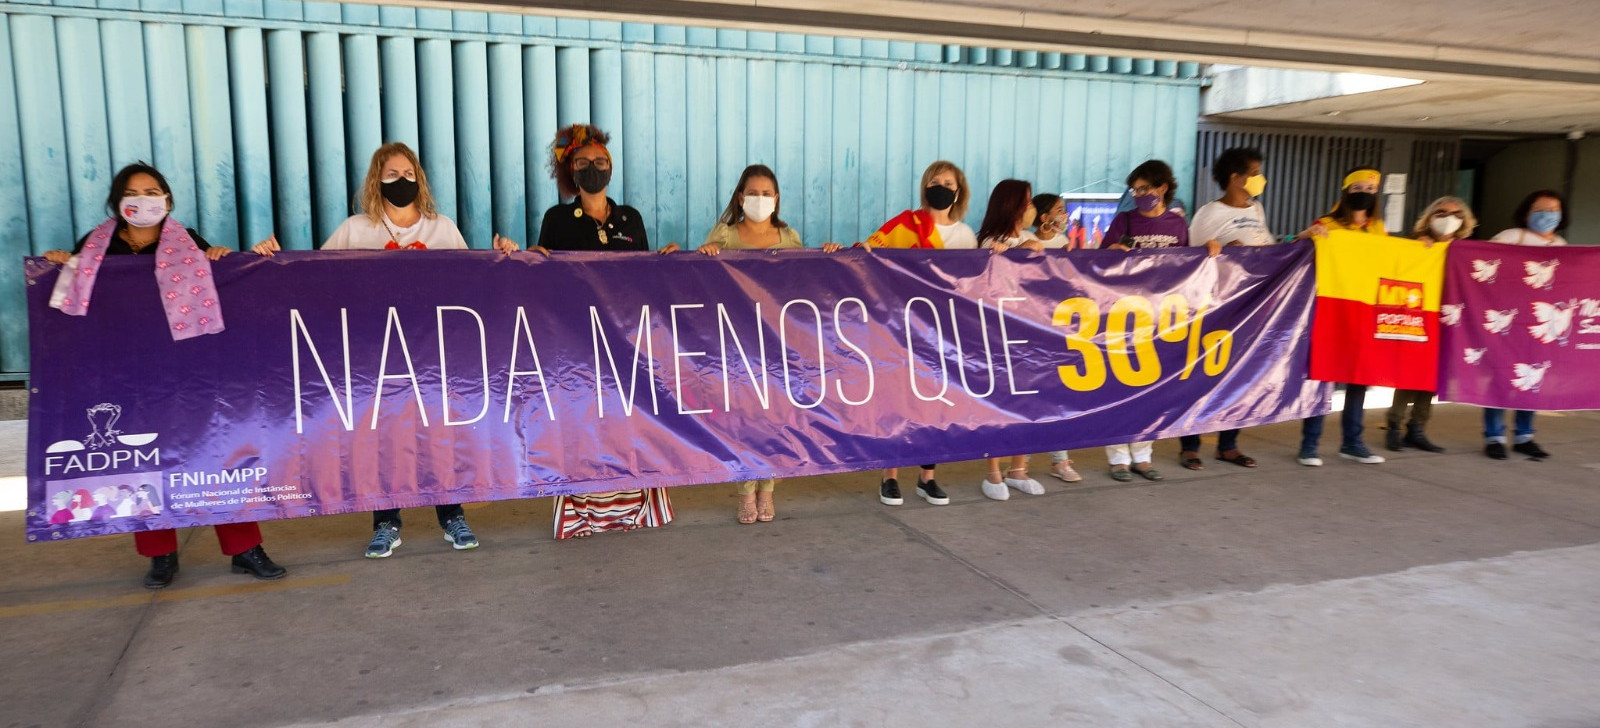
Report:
50,216,226,340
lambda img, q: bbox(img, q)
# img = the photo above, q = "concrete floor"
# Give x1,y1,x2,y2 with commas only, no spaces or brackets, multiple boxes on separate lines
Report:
2,404,1598,728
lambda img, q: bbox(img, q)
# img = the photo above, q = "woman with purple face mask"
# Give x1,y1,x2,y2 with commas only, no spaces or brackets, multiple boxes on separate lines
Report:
1480,190,1568,461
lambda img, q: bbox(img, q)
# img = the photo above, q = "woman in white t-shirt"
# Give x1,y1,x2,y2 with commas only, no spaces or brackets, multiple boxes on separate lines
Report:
861,160,977,509
254,142,518,559
1481,189,1567,461
973,179,1046,500
1180,147,1269,472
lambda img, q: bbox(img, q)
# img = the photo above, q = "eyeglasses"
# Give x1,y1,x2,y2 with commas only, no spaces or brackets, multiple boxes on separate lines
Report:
381,170,417,182
1433,210,1464,219
572,158,611,171
1129,185,1160,196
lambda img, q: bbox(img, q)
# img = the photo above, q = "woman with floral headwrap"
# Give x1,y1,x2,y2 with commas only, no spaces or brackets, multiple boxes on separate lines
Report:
1296,167,1387,467
536,124,676,540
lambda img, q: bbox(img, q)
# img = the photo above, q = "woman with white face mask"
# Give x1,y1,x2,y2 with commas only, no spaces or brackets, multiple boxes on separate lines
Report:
1382,196,1479,455
698,165,839,524
697,165,841,256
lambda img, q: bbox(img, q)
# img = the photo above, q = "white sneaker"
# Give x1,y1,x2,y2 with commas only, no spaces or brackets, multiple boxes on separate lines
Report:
1339,451,1386,464
980,479,1010,501
1004,476,1045,495
1297,455,1323,467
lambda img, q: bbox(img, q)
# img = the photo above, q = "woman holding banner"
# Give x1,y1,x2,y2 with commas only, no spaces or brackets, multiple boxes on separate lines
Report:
44,162,285,589
1098,161,1189,482
697,164,842,523
975,179,1047,498
535,124,677,539
1387,197,1478,453
1480,190,1568,460
1296,167,1386,466
1180,147,1270,471
254,142,519,557
860,160,976,508
1032,192,1084,483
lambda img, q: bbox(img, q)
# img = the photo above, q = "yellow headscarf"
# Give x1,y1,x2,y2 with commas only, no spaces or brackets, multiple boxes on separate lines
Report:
1341,169,1380,190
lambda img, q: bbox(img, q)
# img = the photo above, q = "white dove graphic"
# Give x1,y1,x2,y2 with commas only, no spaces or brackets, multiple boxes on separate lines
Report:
1528,301,1575,345
1523,259,1559,290
1483,308,1517,335
1440,304,1463,326
1463,347,1487,365
1510,361,1551,392
1470,259,1501,283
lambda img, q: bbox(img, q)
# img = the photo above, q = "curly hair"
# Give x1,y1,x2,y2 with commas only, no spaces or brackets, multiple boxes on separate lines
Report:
358,143,438,223
549,124,612,199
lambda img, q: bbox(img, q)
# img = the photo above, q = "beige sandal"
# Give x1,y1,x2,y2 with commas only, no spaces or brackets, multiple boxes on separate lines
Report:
737,494,758,524
756,492,775,522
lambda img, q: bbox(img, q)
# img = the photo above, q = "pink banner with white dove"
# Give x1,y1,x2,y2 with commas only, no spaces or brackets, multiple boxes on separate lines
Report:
1437,239,1600,410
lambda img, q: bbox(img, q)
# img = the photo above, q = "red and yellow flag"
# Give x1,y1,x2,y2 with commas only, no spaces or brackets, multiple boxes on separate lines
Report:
865,209,943,249
1311,230,1449,390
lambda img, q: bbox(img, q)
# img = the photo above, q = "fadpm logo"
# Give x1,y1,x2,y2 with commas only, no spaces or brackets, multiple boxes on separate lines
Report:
43,403,161,475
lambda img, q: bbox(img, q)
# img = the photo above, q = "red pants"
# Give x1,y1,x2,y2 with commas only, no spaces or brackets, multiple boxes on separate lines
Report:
134,522,263,557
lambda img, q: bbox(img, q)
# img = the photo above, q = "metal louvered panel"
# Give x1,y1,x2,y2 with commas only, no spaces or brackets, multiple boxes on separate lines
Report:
0,0,1204,375
1196,124,1460,240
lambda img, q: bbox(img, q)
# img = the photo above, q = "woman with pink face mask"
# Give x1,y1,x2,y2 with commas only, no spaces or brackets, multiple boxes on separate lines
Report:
42,163,285,590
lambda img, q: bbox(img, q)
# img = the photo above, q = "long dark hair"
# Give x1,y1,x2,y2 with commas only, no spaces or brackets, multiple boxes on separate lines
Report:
976,179,1033,243
717,164,788,228
1513,189,1566,231
1328,165,1381,227
105,162,173,217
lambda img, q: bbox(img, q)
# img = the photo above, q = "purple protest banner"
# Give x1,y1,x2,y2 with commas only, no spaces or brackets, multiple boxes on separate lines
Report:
25,244,1331,542
1437,239,1600,410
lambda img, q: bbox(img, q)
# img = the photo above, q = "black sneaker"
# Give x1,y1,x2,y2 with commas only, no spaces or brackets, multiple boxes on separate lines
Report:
1513,441,1550,459
916,479,950,506
879,478,904,506
1485,442,1508,460
1403,431,1445,453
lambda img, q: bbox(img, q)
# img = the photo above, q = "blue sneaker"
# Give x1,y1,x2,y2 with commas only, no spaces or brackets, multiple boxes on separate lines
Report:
365,522,402,558
1297,449,1323,467
442,516,479,550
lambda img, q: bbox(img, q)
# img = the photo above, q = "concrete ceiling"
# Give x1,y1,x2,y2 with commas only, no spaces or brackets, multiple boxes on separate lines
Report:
436,0,1600,135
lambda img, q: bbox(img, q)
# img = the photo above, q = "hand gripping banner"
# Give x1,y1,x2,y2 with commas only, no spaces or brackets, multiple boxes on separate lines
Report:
25,244,1331,541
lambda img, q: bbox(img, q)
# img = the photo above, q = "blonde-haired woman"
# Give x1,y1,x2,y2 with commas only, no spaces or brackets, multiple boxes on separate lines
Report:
254,142,518,558
859,160,977,509
1383,196,1475,454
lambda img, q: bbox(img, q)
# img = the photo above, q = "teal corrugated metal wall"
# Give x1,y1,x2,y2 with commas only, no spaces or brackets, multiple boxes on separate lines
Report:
0,0,1203,375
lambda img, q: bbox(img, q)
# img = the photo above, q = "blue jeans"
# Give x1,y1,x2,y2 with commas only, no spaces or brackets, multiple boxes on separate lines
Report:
1301,385,1368,454
1482,408,1535,444
1180,429,1240,453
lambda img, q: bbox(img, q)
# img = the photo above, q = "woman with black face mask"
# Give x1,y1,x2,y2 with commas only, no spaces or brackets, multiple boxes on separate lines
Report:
253,142,519,559
533,124,677,540
255,142,519,256
1295,167,1386,469
533,124,680,255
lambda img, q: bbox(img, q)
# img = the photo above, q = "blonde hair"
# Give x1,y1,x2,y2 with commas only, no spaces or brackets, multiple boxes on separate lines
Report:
1411,195,1477,240
919,160,970,220
360,142,438,223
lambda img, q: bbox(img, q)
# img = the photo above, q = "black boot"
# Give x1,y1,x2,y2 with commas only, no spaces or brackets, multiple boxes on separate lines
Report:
230,546,287,580
1384,427,1404,452
144,553,179,589
1403,426,1445,453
